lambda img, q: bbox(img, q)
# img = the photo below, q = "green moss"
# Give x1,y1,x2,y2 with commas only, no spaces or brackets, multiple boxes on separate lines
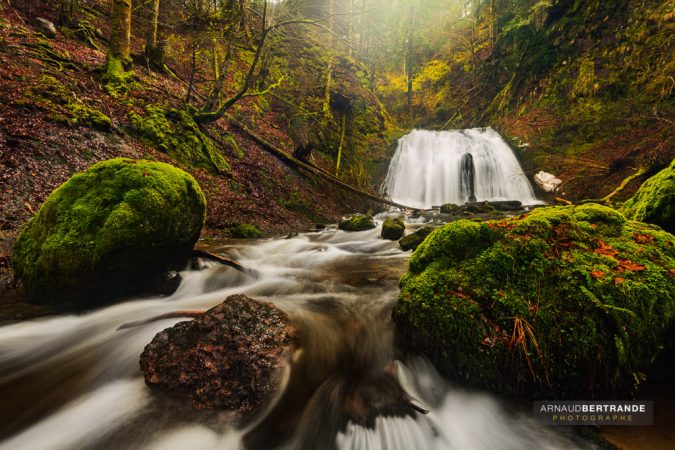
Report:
229,223,261,239
394,204,675,398
11,158,206,306
128,105,229,174
399,226,435,252
30,75,111,131
622,160,675,234
101,54,133,95
381,218,405,240
338,214,376,232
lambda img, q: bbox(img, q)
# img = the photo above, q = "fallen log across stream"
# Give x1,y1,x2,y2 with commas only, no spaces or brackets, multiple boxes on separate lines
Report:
200,121,415,211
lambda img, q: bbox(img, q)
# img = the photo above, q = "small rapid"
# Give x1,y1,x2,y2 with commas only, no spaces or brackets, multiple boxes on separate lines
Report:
382,128,540,209
0,221,591,450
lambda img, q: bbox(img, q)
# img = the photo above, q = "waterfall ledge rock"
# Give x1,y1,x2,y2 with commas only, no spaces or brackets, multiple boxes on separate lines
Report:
140,294,298,413
393,204,675,398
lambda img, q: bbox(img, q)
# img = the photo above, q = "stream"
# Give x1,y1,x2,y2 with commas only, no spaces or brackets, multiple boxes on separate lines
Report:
0,218,594,450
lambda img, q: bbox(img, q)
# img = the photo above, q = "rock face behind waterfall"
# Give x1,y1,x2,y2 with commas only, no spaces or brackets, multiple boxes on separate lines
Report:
622,159,675,234
11,158,206,306
393,204,675,398
140,295,298,413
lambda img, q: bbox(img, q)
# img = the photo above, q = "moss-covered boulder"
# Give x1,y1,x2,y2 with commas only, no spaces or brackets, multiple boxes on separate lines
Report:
622,160,675,234
398,226,434,252
440,203,461,214
381,218,405,240
393,204,675,398
338,215,376,232
11,158,206,306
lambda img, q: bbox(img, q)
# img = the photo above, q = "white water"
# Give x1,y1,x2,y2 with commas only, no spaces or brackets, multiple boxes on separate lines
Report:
0,222,590,450
382,128,540,209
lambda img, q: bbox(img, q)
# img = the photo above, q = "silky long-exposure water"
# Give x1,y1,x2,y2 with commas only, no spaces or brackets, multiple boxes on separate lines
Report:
382,128,540,209
0,220,593,450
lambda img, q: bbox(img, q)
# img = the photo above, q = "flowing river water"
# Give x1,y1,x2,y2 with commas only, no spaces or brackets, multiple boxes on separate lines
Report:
0,218,594,450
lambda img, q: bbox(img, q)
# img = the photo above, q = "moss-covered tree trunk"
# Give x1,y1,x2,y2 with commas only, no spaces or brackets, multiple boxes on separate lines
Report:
144,0,163,68
103,0,132,87
58,0,75,26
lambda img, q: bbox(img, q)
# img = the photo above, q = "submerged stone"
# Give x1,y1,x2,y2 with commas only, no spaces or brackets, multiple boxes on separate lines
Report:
11,158,206,306
394,204,675,398
622,159,674,234
338,215,376,232
381,218,405,240
140,294,298,413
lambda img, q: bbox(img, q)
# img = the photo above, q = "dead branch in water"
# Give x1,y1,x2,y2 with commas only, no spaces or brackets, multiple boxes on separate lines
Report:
117,310,206,330
192,249,260,277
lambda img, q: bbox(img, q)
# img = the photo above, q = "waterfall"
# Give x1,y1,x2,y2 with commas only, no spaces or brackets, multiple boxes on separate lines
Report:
382,128,540,209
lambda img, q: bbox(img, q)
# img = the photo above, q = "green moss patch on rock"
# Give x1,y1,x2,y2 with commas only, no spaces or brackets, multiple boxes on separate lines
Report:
622,159,675,234
338,214,376,232
381,218,405,240
28,75,111,131
399,226,435,252
11,158,206,306
128,105,229,175
229,223,261,239
393,204,675,398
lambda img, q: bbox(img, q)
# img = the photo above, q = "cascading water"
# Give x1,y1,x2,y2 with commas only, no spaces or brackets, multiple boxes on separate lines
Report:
0,221,591,450
382,128,540,209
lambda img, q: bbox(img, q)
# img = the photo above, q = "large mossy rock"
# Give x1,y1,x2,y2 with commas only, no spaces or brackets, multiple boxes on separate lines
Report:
11,158,206,306
140,294,298,413
393,204,675,398
338,214,376,232
622,160,675,234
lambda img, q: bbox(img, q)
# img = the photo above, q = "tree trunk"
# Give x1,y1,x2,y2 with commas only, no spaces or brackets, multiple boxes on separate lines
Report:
348,0,354,56
194,0,269,123
359,0,367,55
323,56,334,119
58,0,75,26
103,0,132,86
144,0,163,68
335,111,347,177
405,4,414,127
109,0,132,63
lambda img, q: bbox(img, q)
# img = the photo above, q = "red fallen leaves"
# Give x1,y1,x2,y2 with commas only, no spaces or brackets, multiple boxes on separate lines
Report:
595,240,619,257
591,240,646,276
614,277,625,285
632,232,655,244
616,259,646,272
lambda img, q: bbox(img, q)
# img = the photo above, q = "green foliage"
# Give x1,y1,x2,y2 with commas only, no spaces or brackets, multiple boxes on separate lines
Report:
338,214,376,232
381,217,405,240
11,158,206,306
128,105,229,174
228,223,261,238
394,204,675,398
622,159,675,234
29,75,111,131
101,55,133,96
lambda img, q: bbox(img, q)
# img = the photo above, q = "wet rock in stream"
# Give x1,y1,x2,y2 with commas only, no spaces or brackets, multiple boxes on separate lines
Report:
139,294,298,413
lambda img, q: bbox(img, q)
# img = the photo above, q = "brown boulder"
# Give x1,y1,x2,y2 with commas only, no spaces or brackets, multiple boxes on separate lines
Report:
139,294,298,413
